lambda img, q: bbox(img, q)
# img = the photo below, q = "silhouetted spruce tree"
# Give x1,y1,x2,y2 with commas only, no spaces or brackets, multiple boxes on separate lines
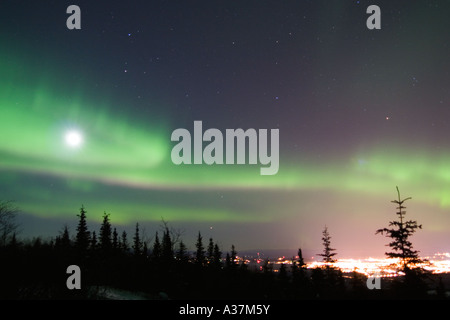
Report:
75,205,90,255
291,248,312,298
195,232,205,266
207,238,214,263
376,187,429,297
162,228,173,263
292,248,306,276
90,231,98,251
142,241,148,258
298,248,306,269
231,245,237,261
376,187,424,272
60,225,71,251
112,228,118,251
152,231,161,260
213,243,222,268
317,226,337,263
121,230,129,253
228,245,238,270
117,234,122,249
132,223,142,256
315,226,341,296
176,240,188,262
99,212,112,253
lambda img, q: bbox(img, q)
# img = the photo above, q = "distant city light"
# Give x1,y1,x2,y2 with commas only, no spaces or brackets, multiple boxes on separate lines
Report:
241,252,450,277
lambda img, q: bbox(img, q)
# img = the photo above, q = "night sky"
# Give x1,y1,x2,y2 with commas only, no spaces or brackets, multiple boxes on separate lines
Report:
1,0,449,258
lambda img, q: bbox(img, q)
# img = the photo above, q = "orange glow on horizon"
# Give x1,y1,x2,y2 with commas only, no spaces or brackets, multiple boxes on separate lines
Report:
265,252,450,277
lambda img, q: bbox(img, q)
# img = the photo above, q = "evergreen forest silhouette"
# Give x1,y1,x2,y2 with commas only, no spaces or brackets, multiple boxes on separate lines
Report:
0,188,448,300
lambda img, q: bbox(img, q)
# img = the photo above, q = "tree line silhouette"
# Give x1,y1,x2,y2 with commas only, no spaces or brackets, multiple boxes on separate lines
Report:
0,187,447,299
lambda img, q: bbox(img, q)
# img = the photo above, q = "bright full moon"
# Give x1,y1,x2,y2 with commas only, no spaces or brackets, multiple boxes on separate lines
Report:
65,130,83,148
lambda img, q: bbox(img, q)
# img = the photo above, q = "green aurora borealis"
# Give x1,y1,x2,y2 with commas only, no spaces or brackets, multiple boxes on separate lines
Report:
1,0,449,257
